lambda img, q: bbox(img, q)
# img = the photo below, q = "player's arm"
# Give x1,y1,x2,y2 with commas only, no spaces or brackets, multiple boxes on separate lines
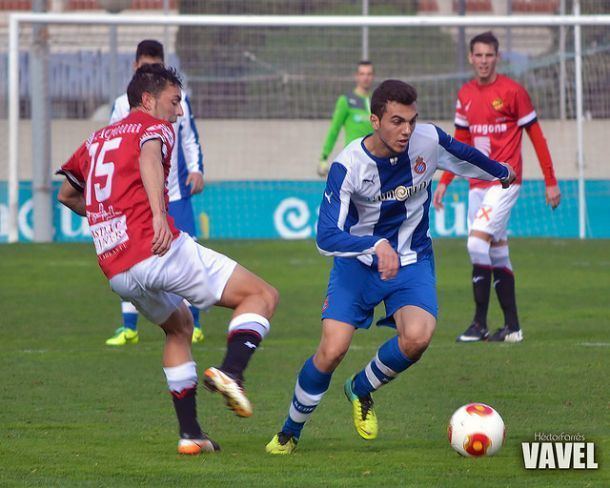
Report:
433,127,471,210
57,179,86,216
319,96,349,175
316,163,398,279
525,121,561,209
434,126,515,187
180,95,205,195
56,143,87,216
140,139,173,256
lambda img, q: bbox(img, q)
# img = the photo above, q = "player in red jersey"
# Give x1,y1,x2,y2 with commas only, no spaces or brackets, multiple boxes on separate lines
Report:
57,64,279,455
433,31,561,343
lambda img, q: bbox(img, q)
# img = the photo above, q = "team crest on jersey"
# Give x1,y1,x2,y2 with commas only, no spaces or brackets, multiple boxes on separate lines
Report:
492,97,504,110
414,156,427,174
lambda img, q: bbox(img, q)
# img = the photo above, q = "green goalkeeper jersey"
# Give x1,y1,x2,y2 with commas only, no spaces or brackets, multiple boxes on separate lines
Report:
321,90,372,160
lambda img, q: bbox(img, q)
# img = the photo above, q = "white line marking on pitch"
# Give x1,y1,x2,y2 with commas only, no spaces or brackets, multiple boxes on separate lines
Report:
577,342,610,347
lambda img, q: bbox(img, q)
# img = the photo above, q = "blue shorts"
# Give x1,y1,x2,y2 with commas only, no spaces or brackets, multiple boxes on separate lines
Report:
321,255,438,329
169,198,197,237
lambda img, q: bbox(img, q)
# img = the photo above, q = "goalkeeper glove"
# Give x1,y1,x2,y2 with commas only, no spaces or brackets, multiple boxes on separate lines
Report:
317,159,330,177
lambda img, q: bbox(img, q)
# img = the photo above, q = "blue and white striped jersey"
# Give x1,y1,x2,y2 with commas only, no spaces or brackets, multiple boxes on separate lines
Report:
316,123,509,267
110,91,203,202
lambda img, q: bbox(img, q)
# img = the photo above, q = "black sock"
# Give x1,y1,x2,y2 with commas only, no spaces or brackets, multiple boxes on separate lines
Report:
171,387,203,439
220,332,262,382
472,265,492,328
493,267,520,331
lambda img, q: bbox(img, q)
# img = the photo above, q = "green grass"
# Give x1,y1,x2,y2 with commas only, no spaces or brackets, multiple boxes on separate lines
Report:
0,239,608,487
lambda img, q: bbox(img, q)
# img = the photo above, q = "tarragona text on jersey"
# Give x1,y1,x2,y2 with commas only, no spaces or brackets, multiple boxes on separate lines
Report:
110,91,203,201
58,111,180,278
316,124,509,267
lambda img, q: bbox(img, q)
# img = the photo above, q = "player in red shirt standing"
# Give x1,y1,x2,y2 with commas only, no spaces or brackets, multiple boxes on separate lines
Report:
57,64,279,455
433,31,561,343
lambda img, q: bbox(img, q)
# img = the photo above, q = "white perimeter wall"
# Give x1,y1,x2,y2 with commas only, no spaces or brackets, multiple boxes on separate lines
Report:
0,119,607,181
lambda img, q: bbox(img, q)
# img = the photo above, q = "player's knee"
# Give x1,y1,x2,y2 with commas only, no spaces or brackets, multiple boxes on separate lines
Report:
162,305,193,339
398,321,435,361
252,282,279,318
467,235,492,266
263,284,280,313
315,343,349,372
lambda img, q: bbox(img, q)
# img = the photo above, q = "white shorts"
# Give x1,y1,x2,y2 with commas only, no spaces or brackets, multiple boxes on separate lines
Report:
109,233,237,324
468,184,521,241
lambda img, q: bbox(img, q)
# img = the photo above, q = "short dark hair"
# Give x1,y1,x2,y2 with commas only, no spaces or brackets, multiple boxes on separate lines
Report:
127,64,182,109
469,31,499,54
371,80,417,119
357,60,373,69
135,39,164,62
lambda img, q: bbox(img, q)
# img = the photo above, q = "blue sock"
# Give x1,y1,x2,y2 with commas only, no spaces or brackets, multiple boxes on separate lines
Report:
282,356,332,439
352,336,415,398
189,306,201,329
121,302,138,331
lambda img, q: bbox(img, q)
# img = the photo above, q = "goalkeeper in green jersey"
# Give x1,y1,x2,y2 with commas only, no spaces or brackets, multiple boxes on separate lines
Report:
317,61,375,177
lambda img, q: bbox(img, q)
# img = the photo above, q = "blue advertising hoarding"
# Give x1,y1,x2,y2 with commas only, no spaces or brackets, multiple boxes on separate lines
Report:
0,180,608,242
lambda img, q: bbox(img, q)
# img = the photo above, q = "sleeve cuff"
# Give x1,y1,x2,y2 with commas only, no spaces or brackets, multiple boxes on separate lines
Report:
373,238,388,251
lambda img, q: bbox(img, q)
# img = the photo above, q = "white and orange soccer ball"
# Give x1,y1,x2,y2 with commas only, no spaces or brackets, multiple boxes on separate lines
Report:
448,403,505,457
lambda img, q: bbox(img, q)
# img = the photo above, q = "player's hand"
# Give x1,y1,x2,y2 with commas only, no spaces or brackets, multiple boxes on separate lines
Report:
186,172,204,195
375,239,399,281
317,160,330,178
545,184,561,209
151,214,173,256
433,183,447,210
499,162,516,189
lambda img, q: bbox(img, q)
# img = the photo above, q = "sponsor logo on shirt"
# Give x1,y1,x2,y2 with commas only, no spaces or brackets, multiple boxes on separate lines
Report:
370,180,429,202
469,123,508,135
90,214,128,256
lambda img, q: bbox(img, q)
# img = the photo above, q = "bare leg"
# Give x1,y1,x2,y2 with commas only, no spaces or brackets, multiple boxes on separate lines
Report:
204,264,280,416
159,302,194,367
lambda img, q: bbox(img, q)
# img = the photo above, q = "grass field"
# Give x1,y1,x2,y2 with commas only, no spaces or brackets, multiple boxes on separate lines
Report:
1,239,608,487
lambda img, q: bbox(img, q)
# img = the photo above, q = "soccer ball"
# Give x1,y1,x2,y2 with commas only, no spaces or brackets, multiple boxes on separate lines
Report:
448,403,505,457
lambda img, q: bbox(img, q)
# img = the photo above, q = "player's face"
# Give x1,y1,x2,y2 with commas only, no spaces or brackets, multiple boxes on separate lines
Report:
134,55,164,70
371,101,418,155
151,84,183,123
469,42,498,83
355,65,374,92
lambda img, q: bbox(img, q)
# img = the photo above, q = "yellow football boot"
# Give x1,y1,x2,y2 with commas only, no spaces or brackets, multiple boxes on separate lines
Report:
105,327,139,346
191,327,205,344
265,432,298,455
344,376,378,440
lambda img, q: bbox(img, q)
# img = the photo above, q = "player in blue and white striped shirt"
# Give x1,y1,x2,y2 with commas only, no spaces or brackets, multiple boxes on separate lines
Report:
266,80,515,454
